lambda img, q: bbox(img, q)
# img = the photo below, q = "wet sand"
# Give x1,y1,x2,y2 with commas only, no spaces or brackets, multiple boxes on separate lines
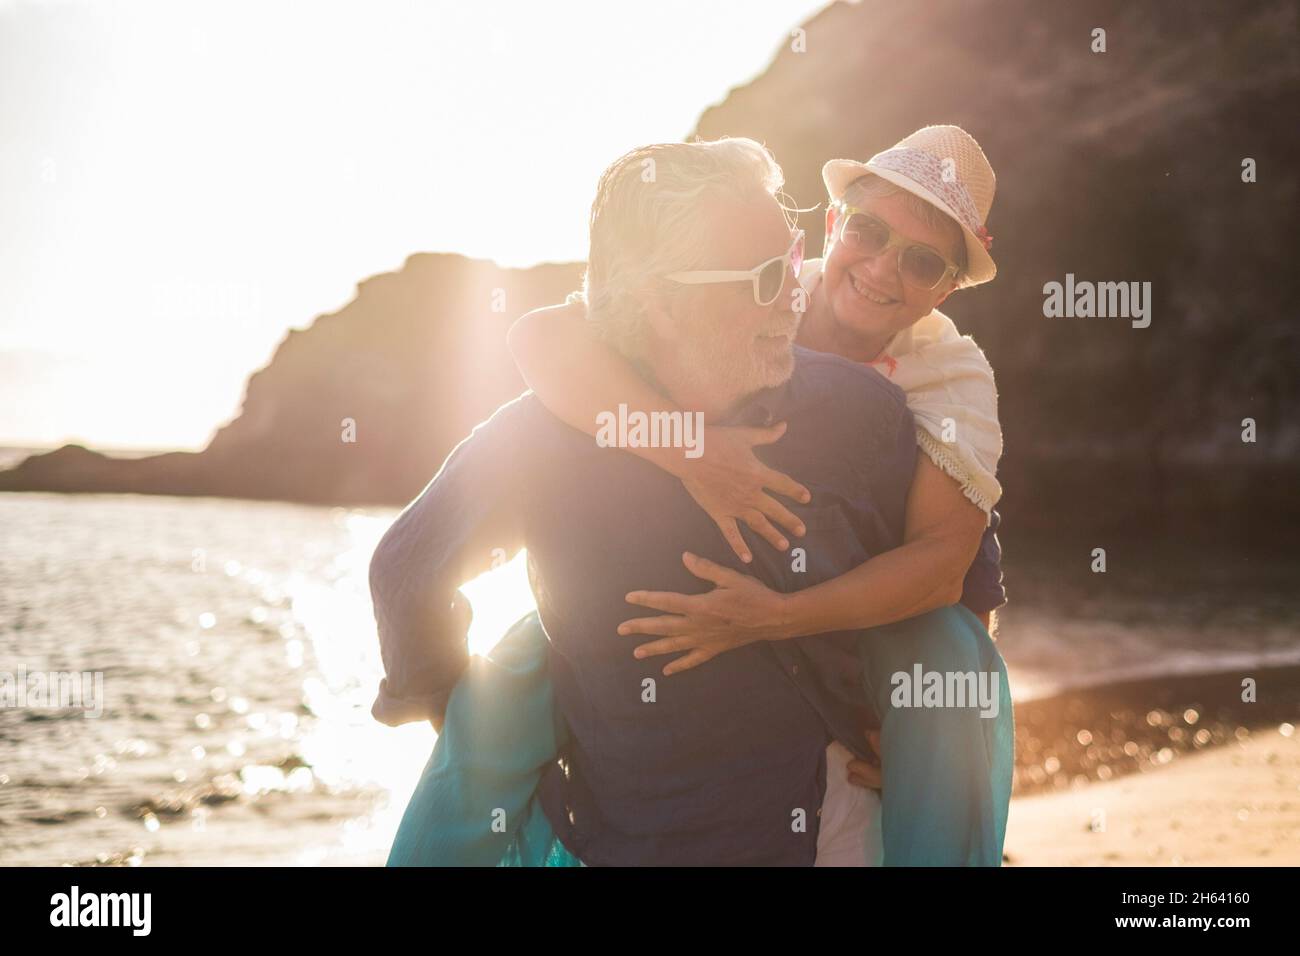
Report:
1003,664,1300,866
1005,729,1299,865
1008,664,1300,794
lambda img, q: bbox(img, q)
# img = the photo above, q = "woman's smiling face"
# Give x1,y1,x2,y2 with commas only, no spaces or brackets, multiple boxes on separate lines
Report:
821,189,964,354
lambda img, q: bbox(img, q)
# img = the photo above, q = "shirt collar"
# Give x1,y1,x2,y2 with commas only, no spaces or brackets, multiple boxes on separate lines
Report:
719,358,804,429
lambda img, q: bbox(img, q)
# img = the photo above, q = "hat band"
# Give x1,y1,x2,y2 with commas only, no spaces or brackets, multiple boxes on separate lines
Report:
866,147,985,239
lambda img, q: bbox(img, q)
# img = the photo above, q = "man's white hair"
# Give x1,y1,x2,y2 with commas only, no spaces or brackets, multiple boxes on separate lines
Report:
574,138,788,359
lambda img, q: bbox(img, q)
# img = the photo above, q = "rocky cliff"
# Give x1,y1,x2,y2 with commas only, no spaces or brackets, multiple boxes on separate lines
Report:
0,254,583,506
3,0,1296,538
688,0,1299,539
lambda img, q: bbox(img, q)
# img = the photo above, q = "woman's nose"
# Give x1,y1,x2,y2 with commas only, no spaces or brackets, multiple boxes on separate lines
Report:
860,247,901,290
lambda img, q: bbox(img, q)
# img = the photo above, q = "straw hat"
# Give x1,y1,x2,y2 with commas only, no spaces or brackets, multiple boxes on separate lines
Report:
822,125,997,287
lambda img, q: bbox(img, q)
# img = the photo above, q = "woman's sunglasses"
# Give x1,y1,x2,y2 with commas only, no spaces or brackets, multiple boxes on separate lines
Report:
665,229,805,307
830,200,961,291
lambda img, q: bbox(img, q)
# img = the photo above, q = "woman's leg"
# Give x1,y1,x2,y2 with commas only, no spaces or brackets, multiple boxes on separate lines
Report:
497,796,585,867
387,610,569,866
858,604,1014,866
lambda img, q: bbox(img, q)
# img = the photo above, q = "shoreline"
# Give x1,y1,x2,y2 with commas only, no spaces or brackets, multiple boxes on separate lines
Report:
27,665,1300,867
1002,663,1300,866
1007,664,1300,797
1006,730,1298,866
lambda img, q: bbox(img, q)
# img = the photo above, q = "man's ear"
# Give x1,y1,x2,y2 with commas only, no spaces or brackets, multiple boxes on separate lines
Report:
640,292,679,340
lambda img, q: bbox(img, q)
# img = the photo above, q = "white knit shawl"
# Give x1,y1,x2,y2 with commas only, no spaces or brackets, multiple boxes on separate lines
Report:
800,258,1004,517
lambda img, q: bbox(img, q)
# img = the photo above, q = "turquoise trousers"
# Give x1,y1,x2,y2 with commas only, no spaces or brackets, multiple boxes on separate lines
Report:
387,605,1012,866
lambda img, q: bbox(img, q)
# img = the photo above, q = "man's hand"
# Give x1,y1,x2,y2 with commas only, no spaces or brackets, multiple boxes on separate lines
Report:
846,730,882,790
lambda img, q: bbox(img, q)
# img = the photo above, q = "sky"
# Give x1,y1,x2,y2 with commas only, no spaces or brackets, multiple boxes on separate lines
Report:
0,0,831,450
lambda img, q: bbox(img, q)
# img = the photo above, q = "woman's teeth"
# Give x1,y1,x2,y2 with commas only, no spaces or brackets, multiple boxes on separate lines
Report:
849,274,895,305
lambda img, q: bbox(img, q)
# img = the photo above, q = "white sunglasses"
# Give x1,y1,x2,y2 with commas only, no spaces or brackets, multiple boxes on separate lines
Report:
665,230,805,307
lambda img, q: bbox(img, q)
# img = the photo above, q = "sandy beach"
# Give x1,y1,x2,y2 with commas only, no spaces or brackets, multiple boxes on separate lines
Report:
2,491,1295,867
1000,662,1300,866
1006,729,1299,866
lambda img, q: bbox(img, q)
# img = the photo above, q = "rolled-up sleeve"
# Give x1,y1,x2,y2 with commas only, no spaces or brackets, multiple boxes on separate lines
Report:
959,507,1007,615
368,396,532,726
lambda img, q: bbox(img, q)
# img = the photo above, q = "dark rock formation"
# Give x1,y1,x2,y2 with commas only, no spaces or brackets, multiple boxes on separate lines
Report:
0,255,583,506
690,0,1299,540
2,0,1296,541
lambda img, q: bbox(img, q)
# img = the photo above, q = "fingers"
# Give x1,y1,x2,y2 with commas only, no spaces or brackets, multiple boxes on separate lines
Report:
745,420,788,447
713,516,752,564
629,634,719,672
755,493,806,539
661,648,716,676
680,551,741,586
846,757,882,790
630,635,695,659
624,590,693,614
759,464,812,506
618,613,690,637
739,510,789,552
849,732,883,790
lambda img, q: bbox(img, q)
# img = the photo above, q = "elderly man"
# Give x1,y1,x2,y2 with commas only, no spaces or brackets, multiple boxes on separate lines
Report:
503,128,1013,867
368,138,919,865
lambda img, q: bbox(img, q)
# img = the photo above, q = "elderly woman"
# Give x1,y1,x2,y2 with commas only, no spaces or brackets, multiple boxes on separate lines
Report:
381,127,1013,866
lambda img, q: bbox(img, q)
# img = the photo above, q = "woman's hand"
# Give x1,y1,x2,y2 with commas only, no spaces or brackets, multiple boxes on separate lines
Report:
680,423,811,563
619,552,792,675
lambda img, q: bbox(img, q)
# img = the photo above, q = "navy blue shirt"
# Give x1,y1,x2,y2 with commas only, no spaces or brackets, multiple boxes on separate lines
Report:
368,347,998,865
962,508,1006,614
